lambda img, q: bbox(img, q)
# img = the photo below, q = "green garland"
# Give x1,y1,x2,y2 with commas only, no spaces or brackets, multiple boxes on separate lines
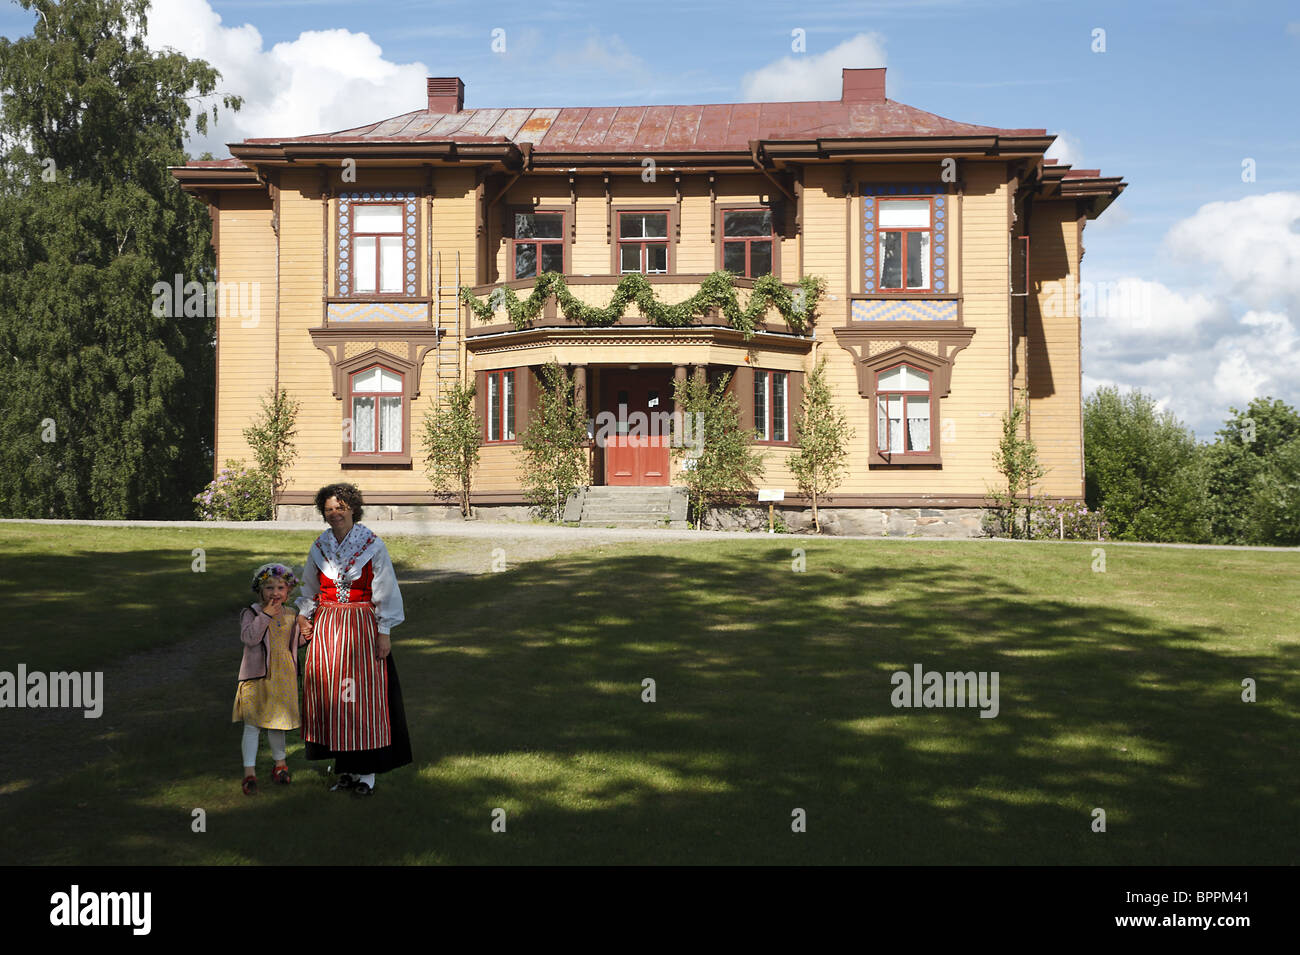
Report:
459,271,826,339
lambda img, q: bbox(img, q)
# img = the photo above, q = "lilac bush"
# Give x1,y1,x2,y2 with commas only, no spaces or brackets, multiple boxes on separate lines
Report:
1028,497,1109,541
193,459,273,520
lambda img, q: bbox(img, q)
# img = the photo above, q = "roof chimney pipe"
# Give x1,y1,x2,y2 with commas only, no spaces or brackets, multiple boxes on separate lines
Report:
427,77,465,113
841,68,886,103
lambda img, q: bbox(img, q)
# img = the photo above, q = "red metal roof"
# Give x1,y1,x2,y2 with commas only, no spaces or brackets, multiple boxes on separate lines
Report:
238,99,1047,153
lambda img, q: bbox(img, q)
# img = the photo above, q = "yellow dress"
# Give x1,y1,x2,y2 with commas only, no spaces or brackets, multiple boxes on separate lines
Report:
231,611,301,730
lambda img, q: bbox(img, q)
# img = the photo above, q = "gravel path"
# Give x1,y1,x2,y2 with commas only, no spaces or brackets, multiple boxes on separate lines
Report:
4,517,1299,551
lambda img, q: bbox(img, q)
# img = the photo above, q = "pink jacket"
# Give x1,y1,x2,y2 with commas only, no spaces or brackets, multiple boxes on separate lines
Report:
237,603,309,682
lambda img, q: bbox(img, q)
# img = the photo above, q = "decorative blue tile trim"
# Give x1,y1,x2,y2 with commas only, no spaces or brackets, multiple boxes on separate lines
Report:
338,191,418,296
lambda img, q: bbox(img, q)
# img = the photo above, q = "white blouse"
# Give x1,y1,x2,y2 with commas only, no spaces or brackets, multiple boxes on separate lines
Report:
295,523,405,635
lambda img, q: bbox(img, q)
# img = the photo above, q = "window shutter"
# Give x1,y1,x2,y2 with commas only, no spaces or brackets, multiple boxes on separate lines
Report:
732,365,755,434
475,369,487,439
518,366,537,434
789,371,804,442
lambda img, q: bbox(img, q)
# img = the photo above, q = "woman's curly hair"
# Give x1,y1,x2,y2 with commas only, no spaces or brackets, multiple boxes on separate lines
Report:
314,483,364,522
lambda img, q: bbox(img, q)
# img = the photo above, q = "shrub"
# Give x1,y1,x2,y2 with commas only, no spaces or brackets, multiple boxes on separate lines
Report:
193,459,272,521
1028,497,1109,541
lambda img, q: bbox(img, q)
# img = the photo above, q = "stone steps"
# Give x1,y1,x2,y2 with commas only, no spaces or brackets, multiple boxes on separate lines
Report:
567,485,689,527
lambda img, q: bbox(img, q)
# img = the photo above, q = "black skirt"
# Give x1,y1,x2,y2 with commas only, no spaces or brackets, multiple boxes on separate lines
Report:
304,651,413,775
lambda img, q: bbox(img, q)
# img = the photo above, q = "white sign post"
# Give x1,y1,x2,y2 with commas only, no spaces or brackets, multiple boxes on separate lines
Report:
758,488,784,533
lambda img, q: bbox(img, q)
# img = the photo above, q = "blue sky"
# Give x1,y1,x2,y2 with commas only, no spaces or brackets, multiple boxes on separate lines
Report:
5,0,1299,438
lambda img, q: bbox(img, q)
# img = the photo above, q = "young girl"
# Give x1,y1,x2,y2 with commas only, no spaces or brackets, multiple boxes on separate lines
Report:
233,563,313,795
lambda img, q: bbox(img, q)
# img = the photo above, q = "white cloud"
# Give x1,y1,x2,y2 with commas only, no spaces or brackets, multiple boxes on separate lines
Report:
1163,191,1300,311
1084,277,1226,343
1085,297,1300,437
145,0,429,157
1044,131,1080,168
740,33,887,102
1080,193,1300,436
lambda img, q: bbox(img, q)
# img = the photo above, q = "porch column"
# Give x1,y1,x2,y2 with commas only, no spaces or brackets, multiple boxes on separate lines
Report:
572,364,588,411
673,364,687,418
572,364,591,481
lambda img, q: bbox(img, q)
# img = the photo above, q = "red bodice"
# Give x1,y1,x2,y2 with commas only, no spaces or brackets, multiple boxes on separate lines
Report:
318,560,374,604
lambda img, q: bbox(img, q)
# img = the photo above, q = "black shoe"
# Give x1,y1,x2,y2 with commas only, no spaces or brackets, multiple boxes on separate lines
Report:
352,781,374,797
330,774,357,792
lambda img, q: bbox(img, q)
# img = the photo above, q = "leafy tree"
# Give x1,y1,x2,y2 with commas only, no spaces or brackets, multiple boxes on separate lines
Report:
1083,386,1211,542
670,370,766,529
987,393,1046,538
1243,437,1300,545
788,356,854,533
1204,397,1300,544
517,362,589,523
0,0,241,518
421,380,480,518
242,387,299,516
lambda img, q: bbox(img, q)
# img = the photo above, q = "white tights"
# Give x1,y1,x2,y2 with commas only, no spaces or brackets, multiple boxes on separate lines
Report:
242,723,287,768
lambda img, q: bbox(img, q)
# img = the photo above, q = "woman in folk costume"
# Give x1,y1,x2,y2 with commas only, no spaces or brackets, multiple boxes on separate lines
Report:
295,483,412,796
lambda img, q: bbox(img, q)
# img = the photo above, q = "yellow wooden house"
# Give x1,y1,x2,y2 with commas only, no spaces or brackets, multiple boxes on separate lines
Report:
173,68,1124,534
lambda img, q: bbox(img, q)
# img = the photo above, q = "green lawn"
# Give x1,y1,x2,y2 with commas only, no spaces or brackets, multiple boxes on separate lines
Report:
1,524,1296,864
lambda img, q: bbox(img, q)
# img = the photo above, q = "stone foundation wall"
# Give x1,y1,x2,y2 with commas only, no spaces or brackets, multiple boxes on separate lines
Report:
278,503,485,522
276,502,990,537
702,505,989,538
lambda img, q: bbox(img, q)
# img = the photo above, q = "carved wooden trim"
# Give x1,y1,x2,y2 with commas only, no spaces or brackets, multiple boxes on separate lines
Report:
308,327,445,399
832,325,975,399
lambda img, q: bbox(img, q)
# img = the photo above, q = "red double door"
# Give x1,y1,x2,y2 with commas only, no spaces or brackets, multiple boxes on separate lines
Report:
602,369,673,486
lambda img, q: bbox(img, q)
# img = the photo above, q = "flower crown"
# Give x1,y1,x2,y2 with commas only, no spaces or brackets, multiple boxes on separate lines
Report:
251,562,300,594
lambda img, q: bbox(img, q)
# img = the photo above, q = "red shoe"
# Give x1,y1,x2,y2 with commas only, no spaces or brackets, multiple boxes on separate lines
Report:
242,774,258,796
272,766,291,785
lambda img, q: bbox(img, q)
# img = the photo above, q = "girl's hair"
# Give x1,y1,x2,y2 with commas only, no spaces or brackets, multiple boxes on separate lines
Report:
314,483,364,522
251,562,300,595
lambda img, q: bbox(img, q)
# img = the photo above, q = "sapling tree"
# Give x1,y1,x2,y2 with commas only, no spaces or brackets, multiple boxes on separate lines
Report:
670,370,766,529
518,361,589,522
789,357,854,533
422,380,480,518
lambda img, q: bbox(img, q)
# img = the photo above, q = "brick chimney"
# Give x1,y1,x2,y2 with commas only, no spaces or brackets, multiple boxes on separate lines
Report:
841,67,886,103
427,77,465,113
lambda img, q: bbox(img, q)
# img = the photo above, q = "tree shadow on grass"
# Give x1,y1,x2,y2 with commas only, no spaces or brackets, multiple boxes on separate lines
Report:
2,543,1296,864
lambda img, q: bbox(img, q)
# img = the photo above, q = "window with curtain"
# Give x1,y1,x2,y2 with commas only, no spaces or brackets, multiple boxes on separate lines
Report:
876,199,932,291
352,204,405,294
875,364,931,454
350,366,403,453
